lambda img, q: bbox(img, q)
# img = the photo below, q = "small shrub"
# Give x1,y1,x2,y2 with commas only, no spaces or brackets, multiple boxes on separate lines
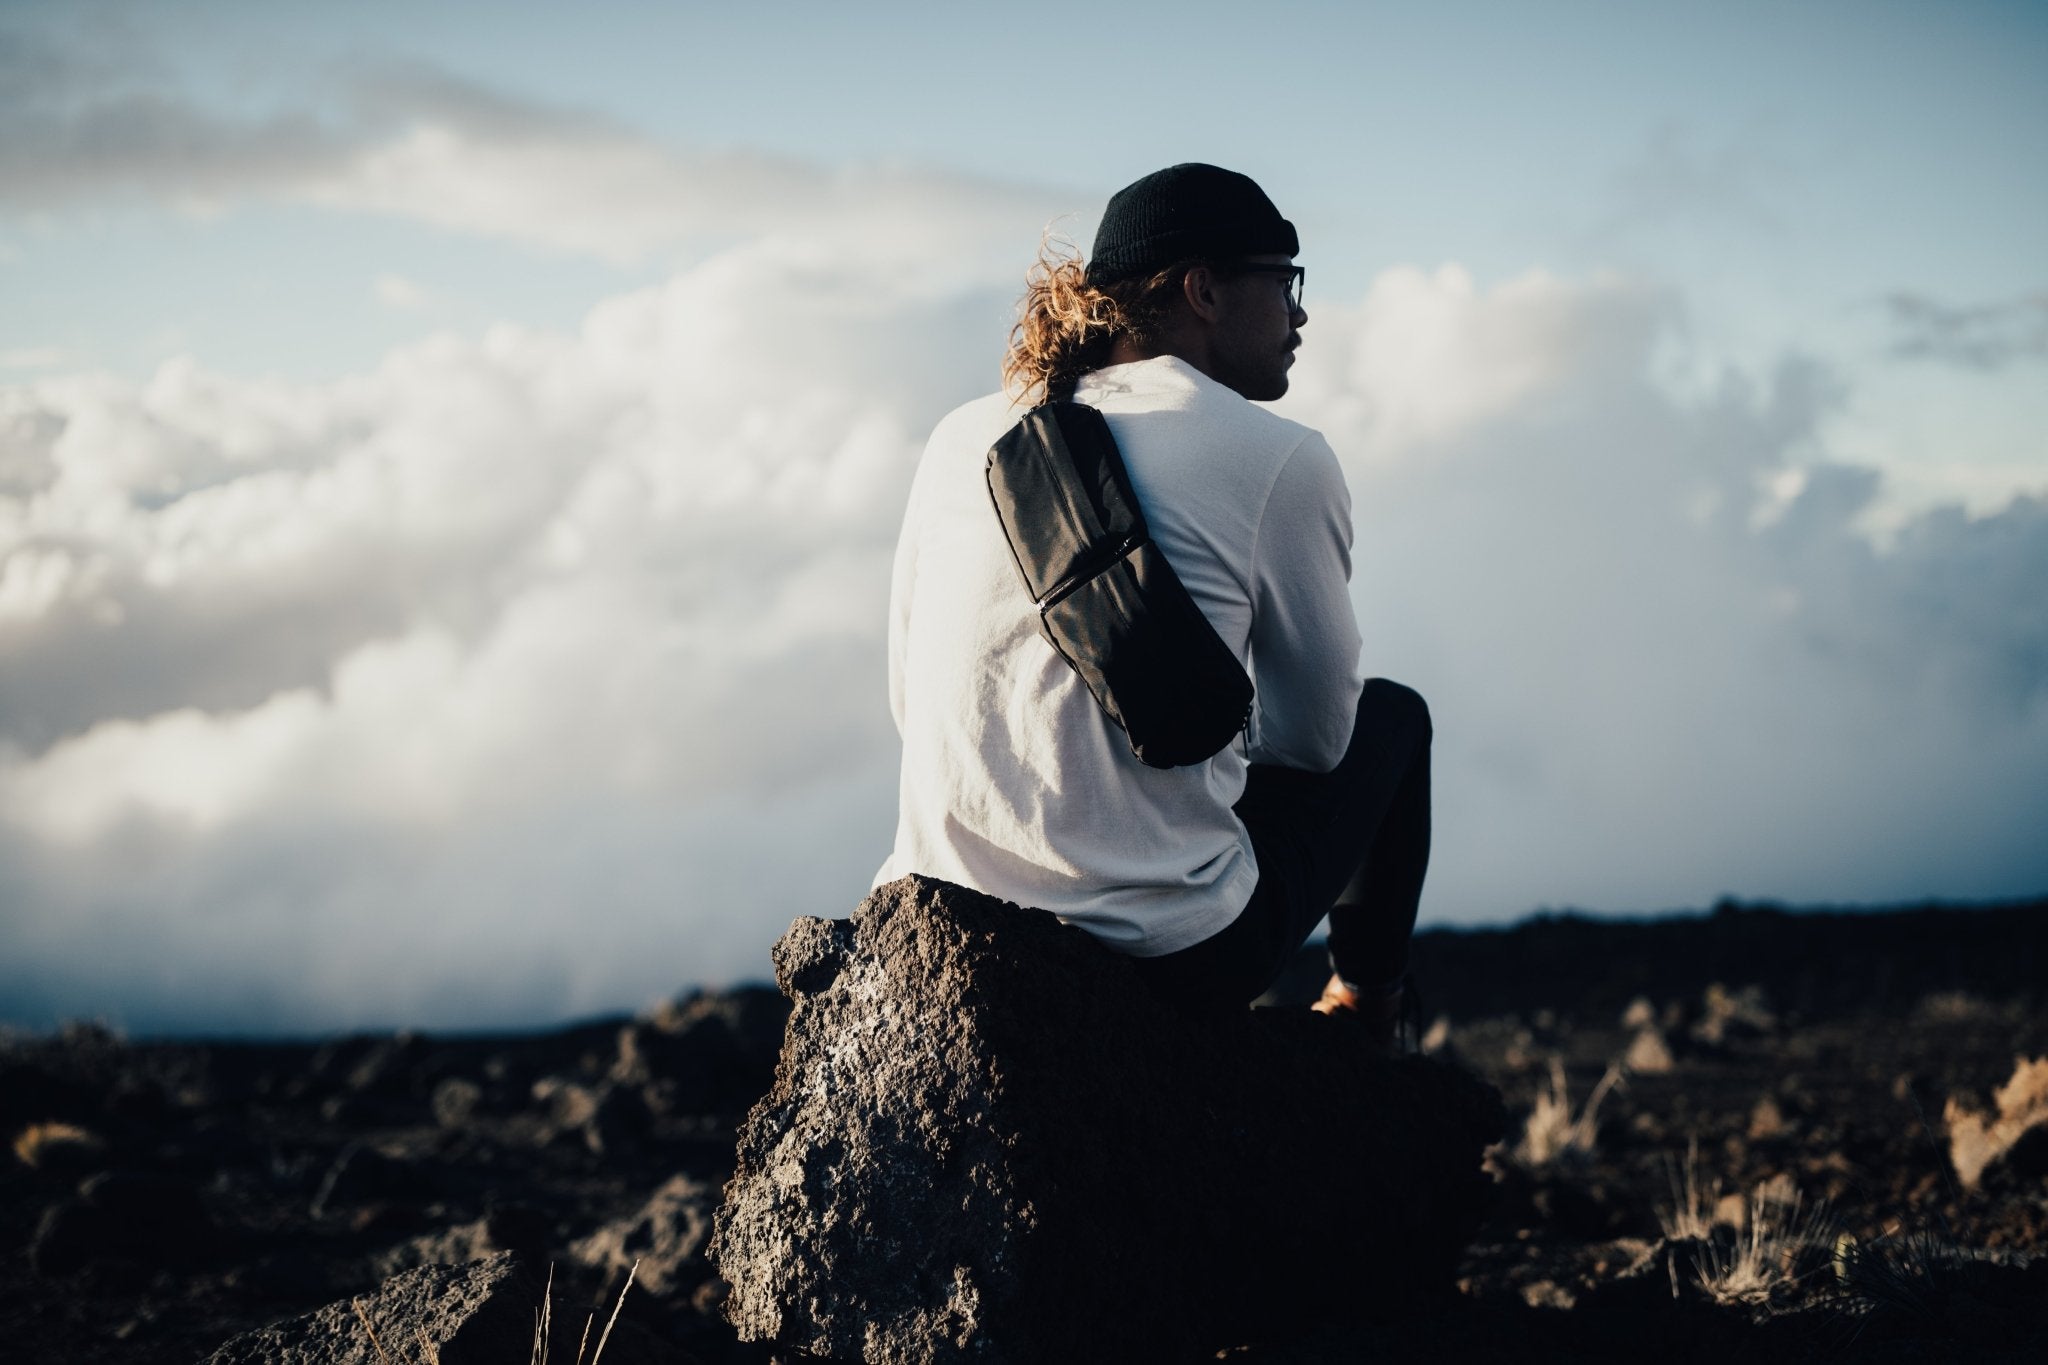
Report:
1832,1227,1953,1329
1689,1180,1836,1307
1692,983,1776,1046
1657,1137,1716,1242
1516,1056,1625,1166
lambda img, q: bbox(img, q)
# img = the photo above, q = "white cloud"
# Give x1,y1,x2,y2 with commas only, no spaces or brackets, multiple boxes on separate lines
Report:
1283,264,1674,457
0,236,1002,1030
1282,266,2048,915
374,274,430,311
0,35,1061,268
1,246,2043,1033
297,114,1041,267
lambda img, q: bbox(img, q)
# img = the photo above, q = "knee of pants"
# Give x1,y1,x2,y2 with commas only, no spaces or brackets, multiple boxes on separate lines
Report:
1360,677,1432,743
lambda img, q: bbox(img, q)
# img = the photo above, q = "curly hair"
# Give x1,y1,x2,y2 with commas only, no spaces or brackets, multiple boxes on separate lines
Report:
1000,234,1195,407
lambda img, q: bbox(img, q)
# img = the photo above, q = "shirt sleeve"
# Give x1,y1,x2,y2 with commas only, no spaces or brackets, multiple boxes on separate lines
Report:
1243,431,1365,771
884,463,923,738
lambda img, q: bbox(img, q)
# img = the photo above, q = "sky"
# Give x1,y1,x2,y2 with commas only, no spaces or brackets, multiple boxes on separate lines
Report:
1,0,2044,1034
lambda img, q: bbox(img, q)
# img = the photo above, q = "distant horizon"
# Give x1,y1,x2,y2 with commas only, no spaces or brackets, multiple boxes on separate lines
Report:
8,886,2043,1041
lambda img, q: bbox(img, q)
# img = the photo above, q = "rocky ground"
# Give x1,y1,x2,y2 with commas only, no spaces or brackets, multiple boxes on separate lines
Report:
4,896,2044,1363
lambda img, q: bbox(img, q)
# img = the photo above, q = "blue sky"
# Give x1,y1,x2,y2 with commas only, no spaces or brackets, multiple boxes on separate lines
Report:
2,0,2043,1032
10,3,2043,343
9,1,2043,504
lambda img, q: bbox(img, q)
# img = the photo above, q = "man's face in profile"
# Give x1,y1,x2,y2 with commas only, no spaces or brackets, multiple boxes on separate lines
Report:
1205,253,1306,403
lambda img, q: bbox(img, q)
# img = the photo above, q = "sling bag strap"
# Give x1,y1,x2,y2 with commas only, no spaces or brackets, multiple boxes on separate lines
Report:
985,400,1254,769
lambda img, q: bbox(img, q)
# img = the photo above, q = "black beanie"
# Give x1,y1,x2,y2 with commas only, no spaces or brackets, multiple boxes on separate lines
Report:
1086,163,1298,288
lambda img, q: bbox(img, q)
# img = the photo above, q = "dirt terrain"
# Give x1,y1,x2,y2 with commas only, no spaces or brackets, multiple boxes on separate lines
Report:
4,896,2044,1362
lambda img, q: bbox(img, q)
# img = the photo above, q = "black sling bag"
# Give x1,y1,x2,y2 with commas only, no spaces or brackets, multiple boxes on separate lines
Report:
985,400,1254,769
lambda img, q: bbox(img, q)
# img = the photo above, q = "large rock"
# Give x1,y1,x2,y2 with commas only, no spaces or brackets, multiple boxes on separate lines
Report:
204,1253,536,1365
711,875,1506,1363
203,1251,686,1365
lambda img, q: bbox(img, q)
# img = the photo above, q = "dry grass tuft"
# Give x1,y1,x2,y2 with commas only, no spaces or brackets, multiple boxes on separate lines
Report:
1692,982,1776,1046
1657,1137,1717,1241
1943,1054,2048,1188
1688,1180,1836,1307
535,1257,639,1365
347,1258,638,1365
589,1258,639,1365
1516,1056,1626,1165
532,1263,553,1365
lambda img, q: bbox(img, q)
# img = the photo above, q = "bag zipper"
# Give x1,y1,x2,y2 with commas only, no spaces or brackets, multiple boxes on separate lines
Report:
1034,532,1145,612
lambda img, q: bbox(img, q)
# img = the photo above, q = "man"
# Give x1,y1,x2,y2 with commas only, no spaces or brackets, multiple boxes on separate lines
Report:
873,164,1431,1042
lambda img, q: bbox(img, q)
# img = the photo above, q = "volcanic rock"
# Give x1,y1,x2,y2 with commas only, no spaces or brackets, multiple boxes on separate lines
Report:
1947,1055,2048,1190
1,1061,101,1132
1747,1094,1790,1141
32,1170,219,1277
611,987,790,1117
1624,1026,1677,1074
204,1253,535,1365
535,1076,603,1131
204,1252,687,1365
585,1081,657,1156
309,1142,437,1219
711,874,1507,1363
371,1205,551,1279
572,1173,717,1297
430,1077,484,1128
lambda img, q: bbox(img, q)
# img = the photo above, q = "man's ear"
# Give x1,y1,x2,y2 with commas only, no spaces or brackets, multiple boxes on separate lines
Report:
1180,265,1225,323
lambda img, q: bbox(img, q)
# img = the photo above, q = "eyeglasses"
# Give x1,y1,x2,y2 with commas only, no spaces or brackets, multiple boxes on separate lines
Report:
1231,263,1305,310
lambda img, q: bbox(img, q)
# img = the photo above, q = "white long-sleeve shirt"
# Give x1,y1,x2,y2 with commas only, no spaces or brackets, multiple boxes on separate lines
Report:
874,355,1365,956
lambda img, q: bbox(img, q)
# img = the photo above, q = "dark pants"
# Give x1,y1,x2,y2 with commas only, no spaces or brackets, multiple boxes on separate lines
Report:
1131,679,1432,1007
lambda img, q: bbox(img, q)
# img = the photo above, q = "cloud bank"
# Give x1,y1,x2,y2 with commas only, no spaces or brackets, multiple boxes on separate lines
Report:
0,239,1011,1032
1286,264,2048,917
4,247,2043,1035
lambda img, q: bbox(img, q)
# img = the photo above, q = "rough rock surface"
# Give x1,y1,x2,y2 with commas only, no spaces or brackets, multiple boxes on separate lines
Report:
370,1205,551,1279
203,1252,536,1365
204,1251,687,1365
711,875,1508,1363
573,1173,718,1297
